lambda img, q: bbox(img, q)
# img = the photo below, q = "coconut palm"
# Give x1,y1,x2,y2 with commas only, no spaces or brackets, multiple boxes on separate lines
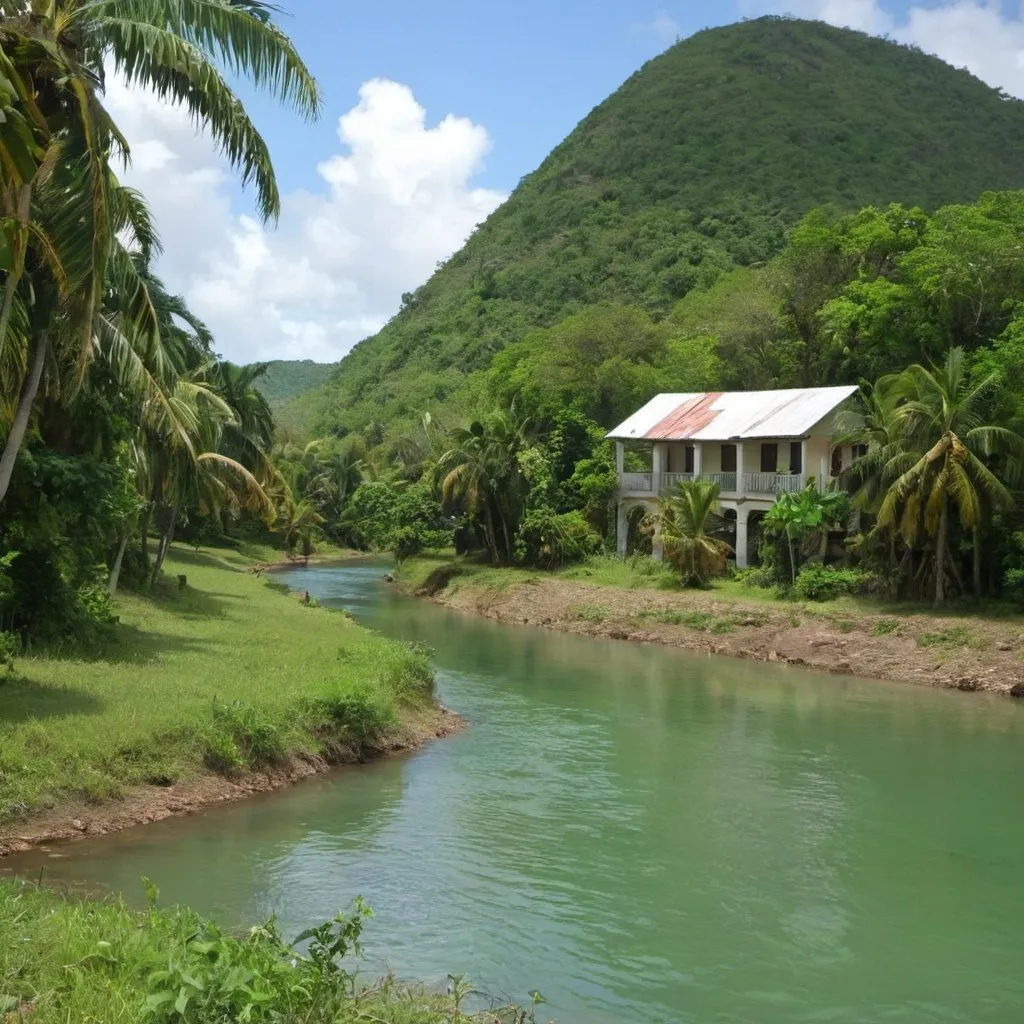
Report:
875,347,1024,604
645,480,732,586
437,406,533,563
0,0,320,503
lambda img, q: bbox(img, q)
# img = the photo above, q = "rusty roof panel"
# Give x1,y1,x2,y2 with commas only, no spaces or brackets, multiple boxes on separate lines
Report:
606,386,858,441
645,392,723,439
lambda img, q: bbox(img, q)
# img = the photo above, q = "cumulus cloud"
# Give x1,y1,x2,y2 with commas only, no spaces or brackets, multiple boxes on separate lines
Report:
744,1,1024,97
105,77,506,363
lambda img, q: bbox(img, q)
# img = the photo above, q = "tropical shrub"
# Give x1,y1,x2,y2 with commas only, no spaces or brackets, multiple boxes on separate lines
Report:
644,480,732,587
761,487,850,585
516,507,601,568
793,564,873,602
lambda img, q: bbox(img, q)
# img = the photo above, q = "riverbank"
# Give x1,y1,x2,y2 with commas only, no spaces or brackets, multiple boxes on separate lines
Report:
0,879,522,1024
399,555,1024,697
0,545,456,857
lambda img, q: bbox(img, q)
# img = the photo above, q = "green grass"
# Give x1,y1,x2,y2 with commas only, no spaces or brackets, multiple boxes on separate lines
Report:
570,603,611,624
0,880,529,1024
917,627,988,651
635,608,769,634
0,545,436,825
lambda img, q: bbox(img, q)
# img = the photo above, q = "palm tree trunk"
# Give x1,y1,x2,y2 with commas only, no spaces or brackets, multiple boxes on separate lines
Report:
139,503,153,573
934,503,948,606
0,331,48,505
151,503,180,582
972,525,982,600
788,533,797,584
109,532,129,595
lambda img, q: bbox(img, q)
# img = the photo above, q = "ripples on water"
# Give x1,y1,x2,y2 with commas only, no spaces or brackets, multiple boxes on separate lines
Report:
6,560,1024,1023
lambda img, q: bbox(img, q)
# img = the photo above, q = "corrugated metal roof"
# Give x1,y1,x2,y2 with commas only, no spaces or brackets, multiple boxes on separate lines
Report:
606,386,859,441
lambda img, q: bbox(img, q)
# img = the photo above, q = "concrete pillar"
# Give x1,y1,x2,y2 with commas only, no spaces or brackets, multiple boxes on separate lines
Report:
736,441,745,494
693,442,703,479
615,441,624,476
735,506,750,569
652,442,666,497
801,439,808,488
652,516,664,563
617,500,628,556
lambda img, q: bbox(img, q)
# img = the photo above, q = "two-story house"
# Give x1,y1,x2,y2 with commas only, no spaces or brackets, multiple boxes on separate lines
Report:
607,386,859,567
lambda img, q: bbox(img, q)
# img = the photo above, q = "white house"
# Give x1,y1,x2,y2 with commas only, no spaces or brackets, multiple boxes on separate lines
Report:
607,386,860,568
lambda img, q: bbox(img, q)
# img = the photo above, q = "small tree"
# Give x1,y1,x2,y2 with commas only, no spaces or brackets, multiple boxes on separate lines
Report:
645,480,732,587
762,487,849,584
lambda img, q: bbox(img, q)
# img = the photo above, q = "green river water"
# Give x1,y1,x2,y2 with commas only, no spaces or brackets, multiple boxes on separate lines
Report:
6,561,1024,1022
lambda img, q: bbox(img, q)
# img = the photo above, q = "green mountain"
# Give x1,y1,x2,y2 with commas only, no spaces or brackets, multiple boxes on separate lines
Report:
307,16,1024,439
253,360,339,407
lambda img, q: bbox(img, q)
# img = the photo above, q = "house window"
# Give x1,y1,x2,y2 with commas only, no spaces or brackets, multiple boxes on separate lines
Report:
790,441,803,474
684,445,695,474
852,443,868,461
760,443,778,473
720,444,737,473
831,446,843,477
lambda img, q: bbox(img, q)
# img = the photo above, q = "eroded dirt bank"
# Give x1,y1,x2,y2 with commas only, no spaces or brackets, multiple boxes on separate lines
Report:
0,708,461,859
415,575,1024,698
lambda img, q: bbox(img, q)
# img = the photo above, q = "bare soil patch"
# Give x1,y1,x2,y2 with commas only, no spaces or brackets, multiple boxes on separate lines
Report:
423,577,1024,698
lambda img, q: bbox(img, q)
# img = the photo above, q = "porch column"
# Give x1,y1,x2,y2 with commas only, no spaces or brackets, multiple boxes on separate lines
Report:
616,500,628,556
615,441,624,476
736,441,745,494
735,506,750,569
801,439,808,489
693,442,703,479
652,516,664,563
652,441,666,497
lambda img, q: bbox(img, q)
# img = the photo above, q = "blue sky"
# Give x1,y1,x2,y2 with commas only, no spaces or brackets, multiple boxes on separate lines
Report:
113,0,1024,362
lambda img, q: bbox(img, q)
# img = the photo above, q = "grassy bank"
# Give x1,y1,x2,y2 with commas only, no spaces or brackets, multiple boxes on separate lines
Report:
0,880,531,1023
398,554,1024,697
0,545,445,831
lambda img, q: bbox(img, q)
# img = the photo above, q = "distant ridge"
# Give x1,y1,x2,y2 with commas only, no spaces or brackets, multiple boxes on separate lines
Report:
302,16,1024,438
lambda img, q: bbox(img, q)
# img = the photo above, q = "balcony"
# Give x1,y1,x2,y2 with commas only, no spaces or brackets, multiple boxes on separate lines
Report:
619,471,806,498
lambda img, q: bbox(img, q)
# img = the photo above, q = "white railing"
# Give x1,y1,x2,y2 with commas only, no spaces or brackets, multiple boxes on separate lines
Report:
744,472,805,494
703,472,737,493
619,471,810,497
622,472,653,492
660,472,694,493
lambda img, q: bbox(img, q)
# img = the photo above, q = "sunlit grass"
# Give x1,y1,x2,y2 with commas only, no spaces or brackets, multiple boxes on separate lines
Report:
0,546,434,825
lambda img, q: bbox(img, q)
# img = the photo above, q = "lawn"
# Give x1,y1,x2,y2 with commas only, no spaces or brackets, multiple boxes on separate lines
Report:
0,546,436,825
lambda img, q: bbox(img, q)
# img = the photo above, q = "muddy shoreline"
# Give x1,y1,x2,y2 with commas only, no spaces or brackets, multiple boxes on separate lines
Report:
0,708,461,859
412,575,1024,698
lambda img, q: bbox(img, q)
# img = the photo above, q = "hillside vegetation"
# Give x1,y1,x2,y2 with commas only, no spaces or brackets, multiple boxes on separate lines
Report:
302,16,1024,440
253,360,339,407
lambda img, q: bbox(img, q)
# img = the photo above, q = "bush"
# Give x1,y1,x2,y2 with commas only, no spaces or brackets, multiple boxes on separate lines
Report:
0,631,19,674
793,563,872,602
735,565,777,589
515,507,601,568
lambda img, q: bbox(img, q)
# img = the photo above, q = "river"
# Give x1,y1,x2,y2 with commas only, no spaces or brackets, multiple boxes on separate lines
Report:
6,560,1024,1022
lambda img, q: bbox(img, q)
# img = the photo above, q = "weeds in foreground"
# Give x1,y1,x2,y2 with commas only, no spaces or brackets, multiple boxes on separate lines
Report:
872,619,903,637
635,609,768,634
571,603,611,623
0,881,545,1024
918,627,988,651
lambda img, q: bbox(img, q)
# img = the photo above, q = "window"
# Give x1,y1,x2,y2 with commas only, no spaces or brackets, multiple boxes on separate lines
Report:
852,443,868,461
760,443,778,473
831,446,843,477
790,441,803,474
684,445,695,474
720,444,737,473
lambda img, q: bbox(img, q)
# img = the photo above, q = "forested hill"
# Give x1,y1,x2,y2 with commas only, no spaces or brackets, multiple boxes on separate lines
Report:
252,360,339,407
307,15,1024,439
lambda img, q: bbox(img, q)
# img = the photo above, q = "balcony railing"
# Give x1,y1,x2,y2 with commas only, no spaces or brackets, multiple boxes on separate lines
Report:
619,471,806,497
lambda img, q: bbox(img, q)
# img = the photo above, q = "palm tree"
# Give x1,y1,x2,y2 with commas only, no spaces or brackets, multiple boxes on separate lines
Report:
0,0,319,504
437,406,533,563
644,480,732,586
875,348,1024,604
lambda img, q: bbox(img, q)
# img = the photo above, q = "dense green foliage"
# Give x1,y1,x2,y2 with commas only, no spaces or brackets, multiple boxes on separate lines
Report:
298,16,1024,441
0,881,536,1023
252,360,339,407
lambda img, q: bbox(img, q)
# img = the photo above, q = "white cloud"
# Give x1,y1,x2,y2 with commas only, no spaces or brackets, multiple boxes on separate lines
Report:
105,77,506,363
744,1,1024,97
